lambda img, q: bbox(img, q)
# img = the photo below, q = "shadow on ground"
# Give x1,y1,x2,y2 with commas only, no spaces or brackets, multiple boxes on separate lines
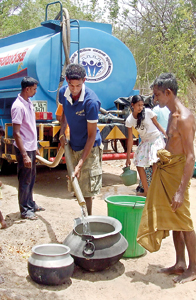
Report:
125,263,175,289
72,261,125,282
0,165,127,200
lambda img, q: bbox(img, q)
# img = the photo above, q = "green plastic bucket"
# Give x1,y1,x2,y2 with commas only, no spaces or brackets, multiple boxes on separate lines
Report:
105,195,146,258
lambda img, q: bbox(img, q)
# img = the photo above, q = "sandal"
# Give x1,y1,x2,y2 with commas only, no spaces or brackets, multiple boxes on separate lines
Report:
35,206,45,212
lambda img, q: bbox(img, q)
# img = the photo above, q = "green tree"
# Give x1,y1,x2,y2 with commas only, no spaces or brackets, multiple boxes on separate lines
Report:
114,0,196,101
0,0,107,38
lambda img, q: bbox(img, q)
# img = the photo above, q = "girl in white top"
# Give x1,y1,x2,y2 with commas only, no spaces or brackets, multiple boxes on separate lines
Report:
125,95,166,196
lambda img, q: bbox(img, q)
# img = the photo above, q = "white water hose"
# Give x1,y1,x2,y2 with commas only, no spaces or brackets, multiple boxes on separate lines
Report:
63,143,86,207
36,144,86,208
36,146,64,168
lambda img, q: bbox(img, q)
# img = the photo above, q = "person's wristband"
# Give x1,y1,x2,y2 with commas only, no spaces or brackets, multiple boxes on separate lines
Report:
59,134,65,140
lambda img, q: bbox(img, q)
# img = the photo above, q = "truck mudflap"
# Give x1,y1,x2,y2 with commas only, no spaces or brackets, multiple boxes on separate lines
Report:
98,122,139,140
98,123,139,154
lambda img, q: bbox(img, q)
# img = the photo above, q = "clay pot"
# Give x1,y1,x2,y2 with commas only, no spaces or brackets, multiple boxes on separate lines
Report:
28,243,74,285
63,215,128,272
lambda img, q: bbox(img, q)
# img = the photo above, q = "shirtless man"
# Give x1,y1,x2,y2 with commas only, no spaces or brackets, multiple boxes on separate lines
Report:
152,72,196,283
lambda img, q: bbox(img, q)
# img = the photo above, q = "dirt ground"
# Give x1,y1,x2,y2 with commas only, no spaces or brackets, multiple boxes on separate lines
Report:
0,158,196,300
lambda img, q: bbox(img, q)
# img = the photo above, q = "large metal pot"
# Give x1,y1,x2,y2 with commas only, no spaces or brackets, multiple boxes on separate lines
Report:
63,216,128,272
28,243,74,285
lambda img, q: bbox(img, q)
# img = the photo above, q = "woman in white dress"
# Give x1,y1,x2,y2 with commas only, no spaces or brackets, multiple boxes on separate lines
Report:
125,95,167,196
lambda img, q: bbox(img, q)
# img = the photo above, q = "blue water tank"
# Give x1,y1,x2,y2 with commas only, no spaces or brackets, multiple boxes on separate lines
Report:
0,20,138,116
0,25,61,117
69,27,137,109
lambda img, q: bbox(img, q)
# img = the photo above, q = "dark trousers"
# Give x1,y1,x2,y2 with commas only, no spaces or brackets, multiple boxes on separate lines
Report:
14,146,36,217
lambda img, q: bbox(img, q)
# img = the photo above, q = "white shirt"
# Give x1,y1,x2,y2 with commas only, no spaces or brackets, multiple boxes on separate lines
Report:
125,108,160,141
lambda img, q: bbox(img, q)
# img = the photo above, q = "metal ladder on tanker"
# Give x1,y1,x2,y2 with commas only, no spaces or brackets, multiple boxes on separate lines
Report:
42,1,80,67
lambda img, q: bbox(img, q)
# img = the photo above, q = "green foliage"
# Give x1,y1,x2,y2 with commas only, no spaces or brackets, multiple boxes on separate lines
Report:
106,0,119,22
0,0,106,38
147,1,196,92
1,0,196,105
113,0,196,102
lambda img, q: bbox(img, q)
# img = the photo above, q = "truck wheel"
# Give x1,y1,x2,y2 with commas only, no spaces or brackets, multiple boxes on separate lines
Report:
111,139,127,153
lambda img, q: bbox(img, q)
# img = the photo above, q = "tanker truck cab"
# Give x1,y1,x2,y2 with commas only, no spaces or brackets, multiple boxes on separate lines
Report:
0,1,139,171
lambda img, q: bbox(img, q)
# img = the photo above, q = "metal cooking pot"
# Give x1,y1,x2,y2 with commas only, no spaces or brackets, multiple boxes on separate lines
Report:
63,216,128,272
28,243,74,285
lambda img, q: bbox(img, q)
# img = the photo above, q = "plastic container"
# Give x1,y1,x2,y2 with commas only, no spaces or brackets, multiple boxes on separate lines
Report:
105,195,146,258
120,166,137,186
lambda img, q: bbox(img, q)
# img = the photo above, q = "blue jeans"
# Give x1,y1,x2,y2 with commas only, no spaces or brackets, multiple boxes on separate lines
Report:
14,146,37,217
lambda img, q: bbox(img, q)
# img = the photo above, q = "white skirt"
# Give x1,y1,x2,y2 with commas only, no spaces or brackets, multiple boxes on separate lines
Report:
133,135,165,168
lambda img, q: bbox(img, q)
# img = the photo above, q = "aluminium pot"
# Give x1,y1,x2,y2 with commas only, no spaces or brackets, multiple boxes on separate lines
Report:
63,215,128,272
28,243,74,285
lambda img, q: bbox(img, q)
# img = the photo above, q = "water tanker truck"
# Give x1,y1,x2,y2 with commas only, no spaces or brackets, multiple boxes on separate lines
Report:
0,1,139,169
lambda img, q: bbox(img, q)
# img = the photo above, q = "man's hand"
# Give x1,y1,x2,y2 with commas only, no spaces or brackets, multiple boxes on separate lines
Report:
36,149,40,156
72,159,83,179
171,190,184,212
60,135,68,148
73,164,82,179
22,153,32,168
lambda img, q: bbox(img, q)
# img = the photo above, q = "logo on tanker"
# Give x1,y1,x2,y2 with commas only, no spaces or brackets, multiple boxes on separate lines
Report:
70,48,113,82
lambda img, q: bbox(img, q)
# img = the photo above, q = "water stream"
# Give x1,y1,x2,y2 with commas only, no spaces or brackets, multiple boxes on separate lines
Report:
81,205,91,235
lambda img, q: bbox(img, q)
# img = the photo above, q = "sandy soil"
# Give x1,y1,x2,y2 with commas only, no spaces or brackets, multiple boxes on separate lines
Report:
0,159,196,300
